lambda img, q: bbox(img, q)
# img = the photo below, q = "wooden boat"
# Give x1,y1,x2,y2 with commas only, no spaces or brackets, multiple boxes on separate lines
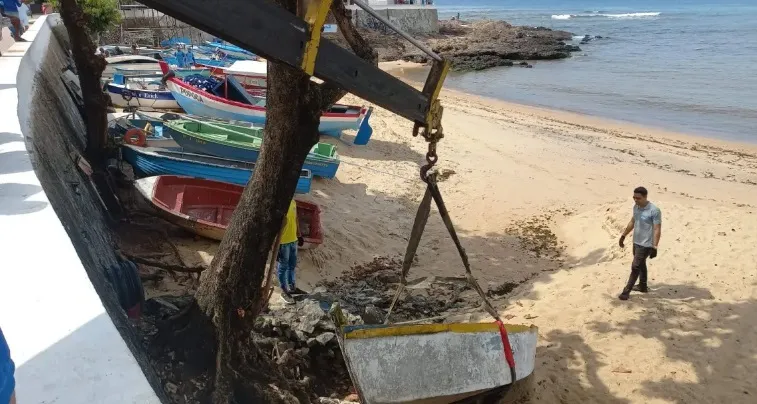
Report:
161,62,374,144
121,145,313,194
103,55,161,81
221,60,267,92
134,175,323,245
109,114,179,149
332,310,539,404
164,119,341,179
113,66,211,78
203,40,257,60
105,73,180,110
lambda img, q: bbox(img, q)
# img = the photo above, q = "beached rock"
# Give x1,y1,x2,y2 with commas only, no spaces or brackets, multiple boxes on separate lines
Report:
403,20,577,71
327,19,578,71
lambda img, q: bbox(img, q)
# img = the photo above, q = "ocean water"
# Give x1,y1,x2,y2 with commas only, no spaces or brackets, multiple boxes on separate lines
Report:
425,0,757,142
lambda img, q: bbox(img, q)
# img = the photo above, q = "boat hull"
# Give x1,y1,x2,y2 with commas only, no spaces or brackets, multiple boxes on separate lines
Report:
134,176,323,244
122,145,312,194
165,78,373,141
338,322,538,404
106,82,180,109
165,123,340,179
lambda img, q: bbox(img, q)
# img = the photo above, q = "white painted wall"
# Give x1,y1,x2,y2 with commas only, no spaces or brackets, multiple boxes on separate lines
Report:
0,15,159,403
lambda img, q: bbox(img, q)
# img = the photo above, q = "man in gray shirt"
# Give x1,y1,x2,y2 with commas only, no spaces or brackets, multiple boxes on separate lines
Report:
618,186,662,300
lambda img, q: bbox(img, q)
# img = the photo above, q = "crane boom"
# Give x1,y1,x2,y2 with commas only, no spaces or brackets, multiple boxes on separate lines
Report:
137,0,448,127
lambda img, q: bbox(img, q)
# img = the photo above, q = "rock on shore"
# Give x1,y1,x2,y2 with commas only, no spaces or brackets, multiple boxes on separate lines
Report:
327,19,579,71
405,20,579,71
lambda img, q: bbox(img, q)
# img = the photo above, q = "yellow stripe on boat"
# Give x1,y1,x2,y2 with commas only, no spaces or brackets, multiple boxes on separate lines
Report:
343,322,536,340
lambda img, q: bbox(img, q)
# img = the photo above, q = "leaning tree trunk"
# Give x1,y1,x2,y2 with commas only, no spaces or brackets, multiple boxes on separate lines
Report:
59,0,109,165
193,1,376,402
195,61,322,403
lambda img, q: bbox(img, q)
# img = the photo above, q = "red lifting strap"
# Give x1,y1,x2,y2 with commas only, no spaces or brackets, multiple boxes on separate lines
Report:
496,320,517,381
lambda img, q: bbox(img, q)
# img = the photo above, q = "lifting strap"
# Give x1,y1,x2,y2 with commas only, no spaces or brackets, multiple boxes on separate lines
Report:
384,173,518,383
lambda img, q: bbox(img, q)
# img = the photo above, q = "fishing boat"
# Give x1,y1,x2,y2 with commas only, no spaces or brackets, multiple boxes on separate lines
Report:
332,309,539,404
103,55,162,81
133,175,323,245
121,145,313,194
113,66,211,78
161,64,374,144
163,119,341,178
221,60,267,95
109,113,178,149
105,73,180,109
204,40,257,60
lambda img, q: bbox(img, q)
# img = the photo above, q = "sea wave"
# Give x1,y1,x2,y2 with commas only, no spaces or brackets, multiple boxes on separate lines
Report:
551,12,661,20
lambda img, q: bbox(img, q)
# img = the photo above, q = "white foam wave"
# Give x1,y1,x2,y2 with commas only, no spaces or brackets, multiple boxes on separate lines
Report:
606,12,661,19
551,12,660,20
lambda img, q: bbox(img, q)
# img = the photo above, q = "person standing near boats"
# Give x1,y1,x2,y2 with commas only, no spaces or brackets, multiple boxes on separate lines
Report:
618,186,662,300
278,199,306,304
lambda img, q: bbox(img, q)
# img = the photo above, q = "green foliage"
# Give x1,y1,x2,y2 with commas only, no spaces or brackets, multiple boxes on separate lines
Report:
48,0,122,36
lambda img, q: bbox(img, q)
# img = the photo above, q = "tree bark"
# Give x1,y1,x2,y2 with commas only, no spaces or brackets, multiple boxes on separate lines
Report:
195,52,322,404
58,0,109,165
193,1,379,402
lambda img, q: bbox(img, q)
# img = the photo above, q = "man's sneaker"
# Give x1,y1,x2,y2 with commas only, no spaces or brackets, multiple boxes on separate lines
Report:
632,285,649,293
618,292,630,301
281,292,295,305
289,286,309,295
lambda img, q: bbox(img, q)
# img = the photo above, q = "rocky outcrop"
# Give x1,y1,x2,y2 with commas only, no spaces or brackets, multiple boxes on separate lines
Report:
327,19,580,72
404,20,579,71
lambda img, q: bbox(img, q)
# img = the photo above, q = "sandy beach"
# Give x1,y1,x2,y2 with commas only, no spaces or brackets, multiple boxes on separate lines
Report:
313,81,757,402
132,67,757,403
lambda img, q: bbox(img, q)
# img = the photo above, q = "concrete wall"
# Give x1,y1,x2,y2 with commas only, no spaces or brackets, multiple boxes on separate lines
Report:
0,15,163,403
352,7,439,34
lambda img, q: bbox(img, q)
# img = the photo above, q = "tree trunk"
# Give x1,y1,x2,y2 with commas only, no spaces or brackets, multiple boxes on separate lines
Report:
193,1,377,402
58,0,109,165
195,61,321,403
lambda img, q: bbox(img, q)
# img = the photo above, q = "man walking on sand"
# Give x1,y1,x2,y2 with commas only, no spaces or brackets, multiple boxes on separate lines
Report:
618,186,661,300
278,199,306,304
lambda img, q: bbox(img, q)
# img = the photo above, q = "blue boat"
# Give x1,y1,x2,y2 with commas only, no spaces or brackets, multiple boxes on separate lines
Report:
163,119,341,179
121,145,313,194
203,40,256,60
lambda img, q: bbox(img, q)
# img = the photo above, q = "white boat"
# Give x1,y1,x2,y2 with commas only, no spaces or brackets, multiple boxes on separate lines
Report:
333,315,538,404
222,60,267,92
105,74,180,109
102,55,162,81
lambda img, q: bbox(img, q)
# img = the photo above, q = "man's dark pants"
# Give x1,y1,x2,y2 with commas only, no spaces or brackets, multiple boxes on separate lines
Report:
623,244,652,293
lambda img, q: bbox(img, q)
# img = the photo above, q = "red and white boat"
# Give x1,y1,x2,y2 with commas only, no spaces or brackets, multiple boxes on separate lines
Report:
134,175,324,247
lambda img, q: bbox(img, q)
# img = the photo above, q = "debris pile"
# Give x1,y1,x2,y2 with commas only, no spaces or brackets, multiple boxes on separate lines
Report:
253,298,361,398
316,256,476,323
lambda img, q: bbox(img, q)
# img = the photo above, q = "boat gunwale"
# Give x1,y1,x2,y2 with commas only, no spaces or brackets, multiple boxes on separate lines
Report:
342,322,538,340
166,119,340,163
167,77,363,119
124,144,313,179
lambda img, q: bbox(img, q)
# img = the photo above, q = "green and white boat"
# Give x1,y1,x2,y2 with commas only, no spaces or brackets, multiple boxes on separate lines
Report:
163,118,340,178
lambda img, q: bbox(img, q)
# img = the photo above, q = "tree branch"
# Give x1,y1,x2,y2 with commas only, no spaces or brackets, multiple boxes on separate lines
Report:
317,0,378,109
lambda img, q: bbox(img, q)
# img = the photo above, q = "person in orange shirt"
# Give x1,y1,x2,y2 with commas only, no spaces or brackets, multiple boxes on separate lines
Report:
278,200,305,304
